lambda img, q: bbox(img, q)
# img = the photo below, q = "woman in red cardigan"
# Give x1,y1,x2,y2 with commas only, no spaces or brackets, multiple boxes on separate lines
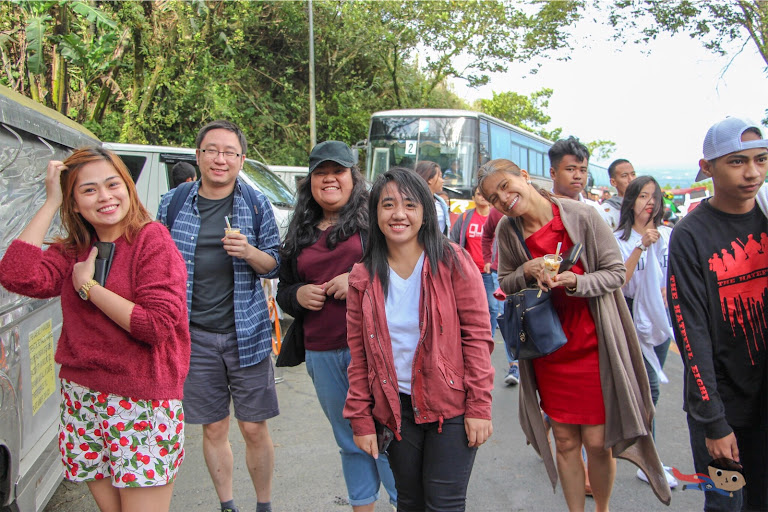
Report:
344,167,494,511
0,148,189,512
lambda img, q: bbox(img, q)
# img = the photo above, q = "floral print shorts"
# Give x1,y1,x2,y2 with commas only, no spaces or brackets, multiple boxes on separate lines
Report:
59,379,185,487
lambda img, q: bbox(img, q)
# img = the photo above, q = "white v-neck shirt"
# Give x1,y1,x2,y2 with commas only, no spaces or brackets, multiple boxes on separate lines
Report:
385,252,425,395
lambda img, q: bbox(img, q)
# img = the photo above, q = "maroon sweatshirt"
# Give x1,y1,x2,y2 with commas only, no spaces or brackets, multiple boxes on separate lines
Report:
0,222,190,399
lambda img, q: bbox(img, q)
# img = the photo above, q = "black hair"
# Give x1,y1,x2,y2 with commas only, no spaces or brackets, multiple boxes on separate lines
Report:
280,165,368,259
363,167,459,296
171,161,196,188
617,175,664,240
608,158,631,180
414,160,441,183
195,119,247,156
709,458,744,475
549,136,589,170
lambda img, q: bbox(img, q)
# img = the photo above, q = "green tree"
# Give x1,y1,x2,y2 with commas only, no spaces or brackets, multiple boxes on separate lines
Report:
474,88,562,140
0,0,117,117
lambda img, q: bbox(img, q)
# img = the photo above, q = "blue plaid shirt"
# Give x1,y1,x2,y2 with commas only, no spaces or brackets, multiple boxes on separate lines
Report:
157,179,280,367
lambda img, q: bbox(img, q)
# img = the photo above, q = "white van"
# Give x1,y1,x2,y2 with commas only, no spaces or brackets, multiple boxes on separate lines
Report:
102,143,296,236
268,165,307,193
0,85,100,512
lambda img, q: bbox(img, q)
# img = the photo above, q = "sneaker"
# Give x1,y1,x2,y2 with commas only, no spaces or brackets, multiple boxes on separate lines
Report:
664,466,679,489
504,364,519,385
636,467,678,489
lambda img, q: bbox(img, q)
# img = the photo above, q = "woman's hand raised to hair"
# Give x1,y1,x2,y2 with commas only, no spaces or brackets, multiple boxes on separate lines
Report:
45,160,66,208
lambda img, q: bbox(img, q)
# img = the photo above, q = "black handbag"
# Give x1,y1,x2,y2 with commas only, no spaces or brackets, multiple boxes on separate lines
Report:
497,221,568,360
275,316,305,367
498,288,567,360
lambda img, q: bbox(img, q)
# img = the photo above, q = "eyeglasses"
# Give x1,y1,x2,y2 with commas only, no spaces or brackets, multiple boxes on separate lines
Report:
199,148,242,160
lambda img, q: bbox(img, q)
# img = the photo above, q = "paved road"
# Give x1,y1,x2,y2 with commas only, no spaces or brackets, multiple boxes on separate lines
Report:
46,330,704,512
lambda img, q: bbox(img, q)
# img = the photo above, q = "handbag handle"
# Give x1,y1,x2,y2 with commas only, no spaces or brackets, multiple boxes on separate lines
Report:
510,222,533,260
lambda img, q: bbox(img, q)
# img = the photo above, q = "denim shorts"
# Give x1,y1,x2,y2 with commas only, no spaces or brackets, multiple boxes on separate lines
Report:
183,326,279,424
59,379,184,487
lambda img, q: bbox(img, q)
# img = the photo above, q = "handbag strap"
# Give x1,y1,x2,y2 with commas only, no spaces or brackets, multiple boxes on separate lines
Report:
511,221,533,260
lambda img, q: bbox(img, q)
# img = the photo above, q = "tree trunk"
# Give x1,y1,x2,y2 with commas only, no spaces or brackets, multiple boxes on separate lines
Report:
51,4,69,114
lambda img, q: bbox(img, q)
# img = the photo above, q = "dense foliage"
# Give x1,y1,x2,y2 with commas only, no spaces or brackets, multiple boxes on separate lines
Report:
1,0,590,165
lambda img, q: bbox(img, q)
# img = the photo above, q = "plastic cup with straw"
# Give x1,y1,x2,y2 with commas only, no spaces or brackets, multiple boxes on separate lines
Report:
540,242,563,297
224,215,240,237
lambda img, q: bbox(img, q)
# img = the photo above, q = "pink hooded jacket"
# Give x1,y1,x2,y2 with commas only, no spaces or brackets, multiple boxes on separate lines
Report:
343,247,494,439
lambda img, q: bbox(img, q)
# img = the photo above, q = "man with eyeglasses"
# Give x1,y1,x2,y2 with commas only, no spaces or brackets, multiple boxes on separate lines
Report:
158,120,280,512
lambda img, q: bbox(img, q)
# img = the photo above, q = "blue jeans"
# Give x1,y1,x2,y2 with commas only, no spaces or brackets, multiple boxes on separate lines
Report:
644,338,672,439
686,415,768,511
482,272,500,336
305,348,397,507
482,271,514,364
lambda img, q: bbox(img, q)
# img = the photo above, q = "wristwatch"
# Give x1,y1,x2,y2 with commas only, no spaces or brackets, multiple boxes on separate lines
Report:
635,240,648,252
78,280,99,301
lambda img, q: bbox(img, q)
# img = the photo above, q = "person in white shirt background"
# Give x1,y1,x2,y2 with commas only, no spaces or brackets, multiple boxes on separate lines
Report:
613,175,678,490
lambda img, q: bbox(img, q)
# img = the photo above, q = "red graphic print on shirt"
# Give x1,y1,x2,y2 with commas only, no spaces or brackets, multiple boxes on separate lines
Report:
707,232,768,365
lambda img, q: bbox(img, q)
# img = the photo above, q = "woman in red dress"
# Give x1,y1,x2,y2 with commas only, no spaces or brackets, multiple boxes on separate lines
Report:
478,159,669,512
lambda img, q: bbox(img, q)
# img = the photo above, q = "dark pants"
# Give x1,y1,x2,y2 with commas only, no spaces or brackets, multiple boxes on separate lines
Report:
687,415,768,511
387,394,478,512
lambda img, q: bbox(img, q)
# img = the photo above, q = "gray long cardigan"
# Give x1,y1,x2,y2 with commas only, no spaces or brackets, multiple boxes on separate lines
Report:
497,196,671,506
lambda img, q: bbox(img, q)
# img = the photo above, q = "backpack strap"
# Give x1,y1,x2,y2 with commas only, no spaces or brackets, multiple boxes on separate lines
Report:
167,181,195,231
167,179,264,241
238,178,264,241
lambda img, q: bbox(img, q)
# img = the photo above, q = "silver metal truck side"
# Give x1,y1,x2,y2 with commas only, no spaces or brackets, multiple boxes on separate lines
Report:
0,85,100,512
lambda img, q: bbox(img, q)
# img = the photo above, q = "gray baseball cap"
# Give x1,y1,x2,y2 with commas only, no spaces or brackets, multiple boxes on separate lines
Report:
696,117,768,181
309,141,356,174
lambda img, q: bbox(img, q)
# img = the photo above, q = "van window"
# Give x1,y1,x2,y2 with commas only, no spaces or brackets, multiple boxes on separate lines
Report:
241,161,296,207
120,155,148,184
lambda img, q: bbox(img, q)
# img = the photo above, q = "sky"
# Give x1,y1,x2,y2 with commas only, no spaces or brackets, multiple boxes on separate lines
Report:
449,15,767,188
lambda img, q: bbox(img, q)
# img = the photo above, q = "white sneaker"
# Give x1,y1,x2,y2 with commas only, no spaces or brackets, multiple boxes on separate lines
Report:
663,466,679,489
636,467,678,489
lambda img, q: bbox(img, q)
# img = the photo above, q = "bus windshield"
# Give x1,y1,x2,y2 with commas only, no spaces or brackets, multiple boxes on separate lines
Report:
368,116,477,192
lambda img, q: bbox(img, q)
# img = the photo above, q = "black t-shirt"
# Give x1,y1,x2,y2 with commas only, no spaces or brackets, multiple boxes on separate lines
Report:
190,192,236,333
668,199,768,438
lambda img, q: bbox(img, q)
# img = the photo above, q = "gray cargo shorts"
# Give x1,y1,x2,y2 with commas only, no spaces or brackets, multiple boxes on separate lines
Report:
183,326,279,424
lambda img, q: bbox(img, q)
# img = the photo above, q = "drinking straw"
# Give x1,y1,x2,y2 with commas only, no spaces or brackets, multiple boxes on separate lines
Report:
555,241,562,258
225,215,232,230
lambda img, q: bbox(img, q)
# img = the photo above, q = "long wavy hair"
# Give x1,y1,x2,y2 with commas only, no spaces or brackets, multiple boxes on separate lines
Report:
617,175,663,241
363,167,460,296
476,158,552,203
280,165,368,259
56,147,151,254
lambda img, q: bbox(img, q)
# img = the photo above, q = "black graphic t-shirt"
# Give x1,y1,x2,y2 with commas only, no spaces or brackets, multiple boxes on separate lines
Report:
668,199,768,439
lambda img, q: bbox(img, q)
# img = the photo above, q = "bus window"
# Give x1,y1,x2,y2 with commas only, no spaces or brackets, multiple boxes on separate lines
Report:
529,149,546,176
368,115,477,189
490,123,511,160
479,120,490,165
512,143,528,170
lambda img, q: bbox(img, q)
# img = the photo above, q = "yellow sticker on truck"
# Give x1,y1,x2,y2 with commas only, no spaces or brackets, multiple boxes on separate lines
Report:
29,319,56,415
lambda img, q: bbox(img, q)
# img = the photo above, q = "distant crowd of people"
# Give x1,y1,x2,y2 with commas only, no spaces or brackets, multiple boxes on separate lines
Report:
0,115,766,512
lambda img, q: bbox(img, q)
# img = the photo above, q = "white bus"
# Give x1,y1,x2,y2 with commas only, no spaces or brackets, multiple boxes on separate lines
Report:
365,109,606,200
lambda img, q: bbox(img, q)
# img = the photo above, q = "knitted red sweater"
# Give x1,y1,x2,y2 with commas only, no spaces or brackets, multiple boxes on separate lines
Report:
0,222,190,399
